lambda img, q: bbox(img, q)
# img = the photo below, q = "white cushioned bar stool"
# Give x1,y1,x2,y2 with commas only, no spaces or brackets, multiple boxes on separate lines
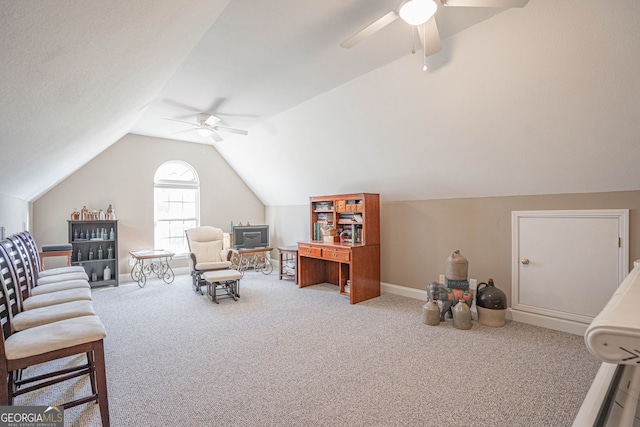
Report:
203,269,242,304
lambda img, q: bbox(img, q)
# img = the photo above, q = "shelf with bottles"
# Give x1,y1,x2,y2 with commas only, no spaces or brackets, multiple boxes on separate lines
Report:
74,259,116,286
68,219,118,287
72,226,115,242
72,243,115,262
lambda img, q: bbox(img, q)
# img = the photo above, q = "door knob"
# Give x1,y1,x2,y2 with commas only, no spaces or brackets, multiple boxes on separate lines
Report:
521,258,530,265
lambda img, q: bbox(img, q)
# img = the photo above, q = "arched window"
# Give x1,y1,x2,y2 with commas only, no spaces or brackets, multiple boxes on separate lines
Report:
154,161,200,256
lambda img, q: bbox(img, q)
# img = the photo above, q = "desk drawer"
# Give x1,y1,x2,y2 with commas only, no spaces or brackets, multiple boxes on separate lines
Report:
299,245,322,258
322,248,350,262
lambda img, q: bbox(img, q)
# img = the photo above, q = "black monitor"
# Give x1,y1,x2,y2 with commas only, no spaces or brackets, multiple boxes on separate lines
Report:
233,225,269,249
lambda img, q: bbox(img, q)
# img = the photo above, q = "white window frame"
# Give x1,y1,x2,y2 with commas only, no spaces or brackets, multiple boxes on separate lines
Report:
153,161,200,257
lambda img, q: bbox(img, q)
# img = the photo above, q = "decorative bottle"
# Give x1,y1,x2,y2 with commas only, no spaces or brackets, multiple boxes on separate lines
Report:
73,229,78,240
476,278,508,327
76,249,82,262
107,245,114,259
97,244,104,260
106,204,116,220
103,265,111,281
452,300,472,330
88,247,94,260
109,228,114,240
91,270,97,282
422,299,440,326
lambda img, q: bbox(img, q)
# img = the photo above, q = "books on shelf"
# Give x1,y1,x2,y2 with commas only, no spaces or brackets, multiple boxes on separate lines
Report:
314,202,333,211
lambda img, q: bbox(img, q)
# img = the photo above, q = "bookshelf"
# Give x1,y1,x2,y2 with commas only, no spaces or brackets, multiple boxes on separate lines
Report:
68,220,118,287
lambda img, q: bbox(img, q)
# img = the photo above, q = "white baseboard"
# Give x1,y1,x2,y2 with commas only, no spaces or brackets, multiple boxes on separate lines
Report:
381,281,426,300
381,281,588,335
508,308,587,336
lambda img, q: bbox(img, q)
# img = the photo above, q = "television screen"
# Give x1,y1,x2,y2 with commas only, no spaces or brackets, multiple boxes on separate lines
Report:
233,225,269,249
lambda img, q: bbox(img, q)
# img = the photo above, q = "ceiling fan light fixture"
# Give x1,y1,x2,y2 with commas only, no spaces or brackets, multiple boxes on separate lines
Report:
399,0,437,26
197,126,213,137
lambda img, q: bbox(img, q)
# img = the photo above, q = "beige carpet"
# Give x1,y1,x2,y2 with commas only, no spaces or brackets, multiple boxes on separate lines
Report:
14,271,601,426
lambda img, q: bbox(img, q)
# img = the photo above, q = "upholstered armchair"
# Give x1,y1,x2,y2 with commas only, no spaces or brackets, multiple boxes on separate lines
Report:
185,226,233,293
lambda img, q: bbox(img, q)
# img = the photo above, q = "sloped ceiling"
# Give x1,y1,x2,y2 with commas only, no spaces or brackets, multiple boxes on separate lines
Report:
0,0,231,201
2,0,640,206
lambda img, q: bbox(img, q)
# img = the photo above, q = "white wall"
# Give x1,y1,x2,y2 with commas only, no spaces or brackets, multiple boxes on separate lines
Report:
215,0,640,207
32,134,265,274
0,193,29,237
266,204,309,250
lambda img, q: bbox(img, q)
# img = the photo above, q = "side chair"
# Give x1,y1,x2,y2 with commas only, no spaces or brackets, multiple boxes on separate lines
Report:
0,242,110,426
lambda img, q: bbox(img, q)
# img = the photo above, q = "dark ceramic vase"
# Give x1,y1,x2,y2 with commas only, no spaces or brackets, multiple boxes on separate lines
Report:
476,278,507,310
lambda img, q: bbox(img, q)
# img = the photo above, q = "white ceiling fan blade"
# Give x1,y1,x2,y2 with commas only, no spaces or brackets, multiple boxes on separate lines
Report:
163,118,198,126
215,126,248,136
417,17,442,57
442,0,528,7
210,130,224,142
171,129,196,135
196,113,221,126
204,115,221,126
340,11,399,48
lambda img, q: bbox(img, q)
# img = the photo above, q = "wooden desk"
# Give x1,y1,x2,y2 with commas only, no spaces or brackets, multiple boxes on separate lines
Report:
129,249,175,288
297,241,380,304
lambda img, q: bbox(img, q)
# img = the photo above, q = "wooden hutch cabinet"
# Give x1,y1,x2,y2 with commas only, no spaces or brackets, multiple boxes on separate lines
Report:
297,193,380,304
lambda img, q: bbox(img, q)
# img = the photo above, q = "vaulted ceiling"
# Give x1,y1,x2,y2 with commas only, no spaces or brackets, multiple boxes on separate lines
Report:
2,1,639,205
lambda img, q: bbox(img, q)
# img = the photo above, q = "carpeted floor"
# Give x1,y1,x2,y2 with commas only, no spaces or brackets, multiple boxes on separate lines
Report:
14,271,601,426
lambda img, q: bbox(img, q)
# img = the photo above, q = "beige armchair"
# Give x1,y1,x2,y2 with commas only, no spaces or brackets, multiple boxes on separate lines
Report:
185,226,233,293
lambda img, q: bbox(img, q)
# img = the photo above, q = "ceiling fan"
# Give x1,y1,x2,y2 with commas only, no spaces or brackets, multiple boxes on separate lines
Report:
164,113,249,142
340,0,529,63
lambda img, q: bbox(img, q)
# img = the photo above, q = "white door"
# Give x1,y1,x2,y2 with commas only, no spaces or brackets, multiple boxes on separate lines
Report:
512,210,629,325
